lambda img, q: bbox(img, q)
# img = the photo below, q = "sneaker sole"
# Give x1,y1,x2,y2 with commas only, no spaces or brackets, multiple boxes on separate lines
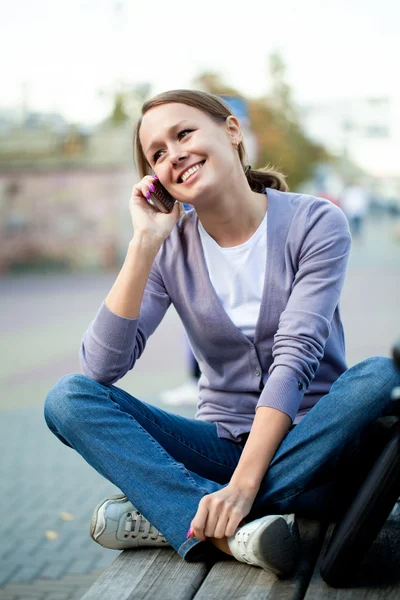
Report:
253,516,299,576
285,514,301,556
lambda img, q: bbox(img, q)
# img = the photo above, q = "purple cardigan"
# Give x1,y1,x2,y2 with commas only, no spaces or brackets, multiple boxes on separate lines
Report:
80,189,352,441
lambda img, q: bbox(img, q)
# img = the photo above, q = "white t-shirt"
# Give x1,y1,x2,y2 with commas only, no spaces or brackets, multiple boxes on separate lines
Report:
198,212,267,339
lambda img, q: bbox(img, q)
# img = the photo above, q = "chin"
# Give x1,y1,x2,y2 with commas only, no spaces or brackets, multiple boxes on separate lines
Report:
183,186,209,206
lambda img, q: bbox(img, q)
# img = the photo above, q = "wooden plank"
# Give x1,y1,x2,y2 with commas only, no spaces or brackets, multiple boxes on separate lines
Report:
81,547,211,600
303,511,400,599
193,519,325,600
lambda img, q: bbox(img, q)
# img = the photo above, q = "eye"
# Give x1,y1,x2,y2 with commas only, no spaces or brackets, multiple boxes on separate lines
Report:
152,149,164,164
152,129,193,164
178,129,193,139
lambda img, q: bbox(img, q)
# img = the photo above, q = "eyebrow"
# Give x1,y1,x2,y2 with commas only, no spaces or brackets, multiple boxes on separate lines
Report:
144,120,192,156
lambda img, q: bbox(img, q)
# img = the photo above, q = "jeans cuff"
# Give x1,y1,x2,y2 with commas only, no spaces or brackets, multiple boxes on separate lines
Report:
178,537,227,563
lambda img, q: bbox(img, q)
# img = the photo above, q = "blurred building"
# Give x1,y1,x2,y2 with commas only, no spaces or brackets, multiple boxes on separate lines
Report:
299,97,392,171
299,97,400,208
0,111,136,274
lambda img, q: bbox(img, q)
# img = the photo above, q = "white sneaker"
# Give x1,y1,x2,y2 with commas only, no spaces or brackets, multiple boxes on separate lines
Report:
159,379,199,406
90,494,170,550
228,513,300,576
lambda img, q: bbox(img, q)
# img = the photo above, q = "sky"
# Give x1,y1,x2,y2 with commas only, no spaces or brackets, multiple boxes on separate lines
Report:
1,0,400,126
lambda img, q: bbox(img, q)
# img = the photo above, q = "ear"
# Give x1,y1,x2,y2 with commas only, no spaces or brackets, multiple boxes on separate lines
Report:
224,115,242,144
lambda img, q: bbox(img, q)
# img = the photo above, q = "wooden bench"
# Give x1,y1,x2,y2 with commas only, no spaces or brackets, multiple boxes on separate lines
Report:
81,513,400,599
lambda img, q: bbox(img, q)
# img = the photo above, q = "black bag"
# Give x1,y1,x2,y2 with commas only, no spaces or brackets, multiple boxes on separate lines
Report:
320,420,400,586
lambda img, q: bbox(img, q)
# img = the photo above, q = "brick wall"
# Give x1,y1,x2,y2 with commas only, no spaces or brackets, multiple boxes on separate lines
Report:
0,167,134,273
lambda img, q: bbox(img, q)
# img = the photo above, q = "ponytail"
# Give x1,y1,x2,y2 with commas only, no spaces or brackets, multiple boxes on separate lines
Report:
244,164,288,193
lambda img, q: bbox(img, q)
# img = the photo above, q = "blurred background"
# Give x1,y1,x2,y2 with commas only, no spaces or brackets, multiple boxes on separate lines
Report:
1,0,399,598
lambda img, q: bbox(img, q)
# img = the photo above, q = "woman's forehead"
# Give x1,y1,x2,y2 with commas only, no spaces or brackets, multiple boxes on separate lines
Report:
144,102,205,123
140,103,210,143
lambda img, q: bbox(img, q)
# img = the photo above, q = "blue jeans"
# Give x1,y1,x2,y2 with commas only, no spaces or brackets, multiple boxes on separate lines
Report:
44,356,400,561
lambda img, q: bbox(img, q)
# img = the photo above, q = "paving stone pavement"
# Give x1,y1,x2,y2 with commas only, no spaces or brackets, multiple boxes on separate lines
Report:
0,214,399,598
0,408,121,598
0,270,192,598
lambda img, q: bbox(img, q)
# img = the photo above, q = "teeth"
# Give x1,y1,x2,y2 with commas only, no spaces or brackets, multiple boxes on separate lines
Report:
181,162,203,183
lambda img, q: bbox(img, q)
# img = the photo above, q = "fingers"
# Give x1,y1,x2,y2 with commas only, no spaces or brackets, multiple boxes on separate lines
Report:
189,497,209,541
211,505,241,539
204,503,221,538
131,175,158,204
189,497,241,541
225,509,243,538
212,511,230,539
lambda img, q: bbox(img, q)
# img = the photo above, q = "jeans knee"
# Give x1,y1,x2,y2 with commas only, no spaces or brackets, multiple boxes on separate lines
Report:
337,356,400,416
357,356,397,382
44,373,97,431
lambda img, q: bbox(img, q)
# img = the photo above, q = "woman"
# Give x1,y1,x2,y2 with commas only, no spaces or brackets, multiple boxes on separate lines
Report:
44,90,400,577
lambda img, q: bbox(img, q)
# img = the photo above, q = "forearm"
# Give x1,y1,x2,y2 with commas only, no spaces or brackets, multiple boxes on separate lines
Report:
230,406,291,492
106,234,163,319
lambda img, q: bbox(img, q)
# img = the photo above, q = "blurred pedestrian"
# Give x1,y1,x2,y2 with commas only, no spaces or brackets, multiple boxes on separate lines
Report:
318,190,341,209
341,182,369,238
159,329,200,406
45,90,400,578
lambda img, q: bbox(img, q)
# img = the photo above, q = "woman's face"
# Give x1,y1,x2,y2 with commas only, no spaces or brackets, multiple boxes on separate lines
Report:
139,103,241,204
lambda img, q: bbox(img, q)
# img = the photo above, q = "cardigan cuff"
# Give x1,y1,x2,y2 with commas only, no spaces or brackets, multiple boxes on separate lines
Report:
90,301,139,352
256,365,306,422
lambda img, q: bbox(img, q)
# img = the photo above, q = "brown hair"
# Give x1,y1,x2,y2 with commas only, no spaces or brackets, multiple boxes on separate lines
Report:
133,89,288,193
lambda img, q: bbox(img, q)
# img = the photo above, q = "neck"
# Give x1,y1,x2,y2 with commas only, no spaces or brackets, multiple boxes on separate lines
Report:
195,172,268,248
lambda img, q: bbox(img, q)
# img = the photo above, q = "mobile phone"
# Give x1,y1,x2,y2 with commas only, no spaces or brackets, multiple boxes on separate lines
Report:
149,180,176,214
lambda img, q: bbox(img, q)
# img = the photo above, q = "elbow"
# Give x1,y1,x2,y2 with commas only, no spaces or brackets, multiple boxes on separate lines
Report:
79,347,124,386
79,360,115,386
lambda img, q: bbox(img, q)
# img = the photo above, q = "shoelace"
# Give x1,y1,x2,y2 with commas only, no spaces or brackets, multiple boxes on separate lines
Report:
234,530,252,563
124,510,167,542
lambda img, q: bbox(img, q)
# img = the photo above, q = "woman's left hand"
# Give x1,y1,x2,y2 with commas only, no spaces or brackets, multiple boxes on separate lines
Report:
187,483,259,541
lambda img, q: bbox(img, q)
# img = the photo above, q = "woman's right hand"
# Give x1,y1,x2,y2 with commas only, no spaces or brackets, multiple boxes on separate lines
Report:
129,175,181,243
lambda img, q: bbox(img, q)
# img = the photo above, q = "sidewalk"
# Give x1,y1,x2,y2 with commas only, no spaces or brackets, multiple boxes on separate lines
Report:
0,408,119,599
0,214,399,599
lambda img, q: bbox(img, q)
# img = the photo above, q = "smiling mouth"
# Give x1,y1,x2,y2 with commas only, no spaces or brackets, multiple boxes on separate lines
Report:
178,161,205,183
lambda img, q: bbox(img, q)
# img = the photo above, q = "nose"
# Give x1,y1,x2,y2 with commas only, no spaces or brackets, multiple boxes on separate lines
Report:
169,146,189,165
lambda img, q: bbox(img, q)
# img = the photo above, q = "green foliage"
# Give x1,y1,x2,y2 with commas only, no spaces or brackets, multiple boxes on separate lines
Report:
110,93,128,124
249,96,327,189
193,57,329,190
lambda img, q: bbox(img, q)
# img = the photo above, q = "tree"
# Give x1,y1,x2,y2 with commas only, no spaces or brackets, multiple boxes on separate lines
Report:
268,51,295,119
101,83,152,125
192,62,329,190
193,72,240,97
110,93,129,124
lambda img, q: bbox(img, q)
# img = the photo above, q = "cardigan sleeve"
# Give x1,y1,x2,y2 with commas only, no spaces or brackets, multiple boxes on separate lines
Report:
256,200,351,420
79,256,171,385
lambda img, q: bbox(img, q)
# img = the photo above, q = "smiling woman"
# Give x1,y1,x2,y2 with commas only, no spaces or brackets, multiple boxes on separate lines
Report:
44,88,400,584
133,90,287,199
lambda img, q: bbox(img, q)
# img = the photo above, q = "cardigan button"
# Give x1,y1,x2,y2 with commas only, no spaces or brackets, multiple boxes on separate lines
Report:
298,381,303,390
254,369,261,377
